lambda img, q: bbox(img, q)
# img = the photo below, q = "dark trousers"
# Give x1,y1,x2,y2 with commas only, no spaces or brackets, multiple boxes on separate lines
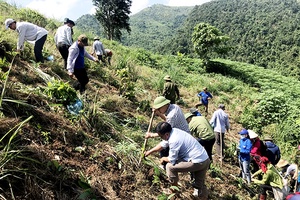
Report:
97,54,106,65
57,43,70,69
215,132,225,158
198,137,216,161
260,184,272,195
74,68,89,94
34,34,47,63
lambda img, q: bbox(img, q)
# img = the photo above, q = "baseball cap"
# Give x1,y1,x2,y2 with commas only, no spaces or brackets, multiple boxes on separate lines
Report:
4,18,15,29
238,129,248,135
78,34,88,46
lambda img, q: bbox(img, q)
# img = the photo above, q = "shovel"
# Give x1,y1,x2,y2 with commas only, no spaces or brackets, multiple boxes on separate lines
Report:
138,111,155,165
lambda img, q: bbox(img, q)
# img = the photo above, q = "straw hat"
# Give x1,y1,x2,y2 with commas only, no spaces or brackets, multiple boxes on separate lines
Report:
276,159,289,168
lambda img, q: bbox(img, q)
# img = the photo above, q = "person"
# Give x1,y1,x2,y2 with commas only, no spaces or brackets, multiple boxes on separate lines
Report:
54,19,75,69
144,122,210,199
252,157,285,200
146,96,190,167
67,34,98,94
249,130,266,174
195,87,213,114
162,75,180,104
238,128,252,184
4,18,48,63
91,37,106,65
104,49,113,65
209,104,230,161
190,107,201,116
63,18,74,37
184,112,215,161
277,159,300,193
263,135,281,166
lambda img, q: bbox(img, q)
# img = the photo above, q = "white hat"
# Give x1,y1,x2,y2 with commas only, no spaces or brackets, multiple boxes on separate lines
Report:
248,130,258,139
4,18,14,29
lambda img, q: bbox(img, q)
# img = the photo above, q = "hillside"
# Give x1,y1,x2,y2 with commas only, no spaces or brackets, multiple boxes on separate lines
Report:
1,1,300,200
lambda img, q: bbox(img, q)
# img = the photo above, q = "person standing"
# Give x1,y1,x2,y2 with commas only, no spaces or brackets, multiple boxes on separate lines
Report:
184,112,215,161
67,34,98,94
5,18,48,63
54,19,75,69
91,37,106,65
145,122,210,199
238,129,252,184
162,75,180,104
195,87,213,114
209,104,230,161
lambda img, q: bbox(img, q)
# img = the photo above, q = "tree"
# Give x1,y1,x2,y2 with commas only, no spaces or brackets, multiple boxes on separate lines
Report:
191,23,230,65
93,0,132,40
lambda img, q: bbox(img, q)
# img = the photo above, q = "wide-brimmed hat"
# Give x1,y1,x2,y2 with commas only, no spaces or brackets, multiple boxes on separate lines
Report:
78,34,88,46
263,134,273,141
4,18,15,29
163,75,171,81
239,129,248,135
153,96,170,109
94,37,99,40
276,159,289,168
184,112,194,120
248,130,258,139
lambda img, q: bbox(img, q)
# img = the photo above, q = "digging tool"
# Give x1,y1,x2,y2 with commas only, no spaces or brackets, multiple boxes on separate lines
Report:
220,132,223,166
138,111,155,165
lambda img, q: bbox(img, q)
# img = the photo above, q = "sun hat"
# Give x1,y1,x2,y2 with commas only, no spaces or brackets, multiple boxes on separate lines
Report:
163,75,171,81
153,96,170,109
184,112,194,120
263,135,273,141
218,104,225,110
94,36,99,40
4,18,15,29
276,159,289,168
190,107,198,114
248,130,258,139
78,34,88,46
238,129,248,135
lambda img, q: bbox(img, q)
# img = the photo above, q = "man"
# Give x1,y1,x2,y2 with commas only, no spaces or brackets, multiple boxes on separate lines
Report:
162,75,180,104
263,135,281,166
104,49,113,65
209,104,230,160
67,34,98,94
145,122,210,199
54,19,75,69
185,113,215,161
91,37,106,65
5,18,48,63
146,96,189,165
195,87,213,114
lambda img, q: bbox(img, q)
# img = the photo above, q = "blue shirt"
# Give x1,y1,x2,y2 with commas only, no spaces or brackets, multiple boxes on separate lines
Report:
197,91,212,105
160,128,209,165
239,137,252,161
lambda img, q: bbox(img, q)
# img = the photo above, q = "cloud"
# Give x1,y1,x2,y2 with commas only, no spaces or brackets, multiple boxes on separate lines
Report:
167,0,211,6
131,0,150,14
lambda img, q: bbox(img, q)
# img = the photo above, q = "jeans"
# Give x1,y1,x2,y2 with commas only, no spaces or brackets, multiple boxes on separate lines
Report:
239,159,251,184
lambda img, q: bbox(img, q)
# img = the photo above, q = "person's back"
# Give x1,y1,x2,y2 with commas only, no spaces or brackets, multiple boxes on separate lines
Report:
189,116,214,140
163,81,178,104
166,104,190,133
265,141,281,165
210,108,229,133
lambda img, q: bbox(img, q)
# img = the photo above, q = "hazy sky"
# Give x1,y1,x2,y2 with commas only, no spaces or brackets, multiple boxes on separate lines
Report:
5,0,212,21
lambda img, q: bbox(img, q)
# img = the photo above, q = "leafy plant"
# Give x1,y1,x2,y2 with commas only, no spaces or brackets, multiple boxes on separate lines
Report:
45,80,77,103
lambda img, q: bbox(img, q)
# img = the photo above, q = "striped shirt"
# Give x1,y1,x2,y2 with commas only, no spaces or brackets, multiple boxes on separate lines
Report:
165,104,190,133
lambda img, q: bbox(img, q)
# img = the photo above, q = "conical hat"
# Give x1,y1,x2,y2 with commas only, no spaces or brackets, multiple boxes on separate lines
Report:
276,159,289,168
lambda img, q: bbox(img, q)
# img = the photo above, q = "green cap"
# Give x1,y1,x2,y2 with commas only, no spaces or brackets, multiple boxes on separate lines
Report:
184,112,194,120
153,96,170,109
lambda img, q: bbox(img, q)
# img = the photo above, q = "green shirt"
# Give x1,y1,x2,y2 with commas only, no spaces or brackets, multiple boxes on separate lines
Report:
253,164,283,189
189,116,215,140
163,81,179,104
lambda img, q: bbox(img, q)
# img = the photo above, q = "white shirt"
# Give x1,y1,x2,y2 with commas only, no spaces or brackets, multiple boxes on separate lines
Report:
160,128,209,165
16,22,48,50
54,24,73,46
210,108,230,133
92,40,105,55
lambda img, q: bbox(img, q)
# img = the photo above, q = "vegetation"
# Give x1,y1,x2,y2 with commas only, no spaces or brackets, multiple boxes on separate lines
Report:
93,0,132,40
0,1,299,200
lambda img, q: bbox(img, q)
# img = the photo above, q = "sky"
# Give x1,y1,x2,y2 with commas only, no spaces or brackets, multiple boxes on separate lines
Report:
5,0,212,21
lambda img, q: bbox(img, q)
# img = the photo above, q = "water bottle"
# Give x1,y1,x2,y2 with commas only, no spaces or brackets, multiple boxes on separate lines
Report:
67,99,83,115
46,55,54,62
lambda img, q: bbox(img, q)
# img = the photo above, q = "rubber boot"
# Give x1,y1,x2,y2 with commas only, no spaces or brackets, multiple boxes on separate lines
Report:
259,194,267,200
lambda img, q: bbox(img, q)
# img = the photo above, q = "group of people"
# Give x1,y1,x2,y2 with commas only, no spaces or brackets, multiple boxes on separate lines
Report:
4,18,113,94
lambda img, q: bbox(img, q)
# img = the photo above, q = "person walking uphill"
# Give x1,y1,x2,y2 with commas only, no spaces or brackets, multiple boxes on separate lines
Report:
195,87,213,115
184,112,215,161
54,19,75,69
162,75,180,104
238,129,252,185
210,104,230,161
144,122,210,199
5,18,48,63
91,37,106,65
67,34,98,94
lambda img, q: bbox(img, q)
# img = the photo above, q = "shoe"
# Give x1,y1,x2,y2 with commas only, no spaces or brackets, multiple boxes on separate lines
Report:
193,188,199,197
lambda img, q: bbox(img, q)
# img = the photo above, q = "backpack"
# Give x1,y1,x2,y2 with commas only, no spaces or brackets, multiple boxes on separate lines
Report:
259,140,268,157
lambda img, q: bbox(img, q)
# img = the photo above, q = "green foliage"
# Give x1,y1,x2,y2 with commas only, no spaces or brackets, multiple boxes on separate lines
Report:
134,48,158,68
15,8,48,27
45,80,77,103
192,22,230,64
93,0,132,40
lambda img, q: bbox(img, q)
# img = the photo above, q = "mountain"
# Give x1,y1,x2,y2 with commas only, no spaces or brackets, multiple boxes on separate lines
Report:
121,4,193,52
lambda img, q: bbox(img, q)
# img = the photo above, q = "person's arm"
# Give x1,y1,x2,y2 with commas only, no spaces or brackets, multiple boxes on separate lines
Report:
67,45,77,77
145,132,159,139
144,143,164,157
153,108,166,121
84,49,98,62
225,115,230,132
208,92,213,99
162,83,168,96
175,85,180,99
100,43,105,55
66,27,73,46
17,24,26,50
